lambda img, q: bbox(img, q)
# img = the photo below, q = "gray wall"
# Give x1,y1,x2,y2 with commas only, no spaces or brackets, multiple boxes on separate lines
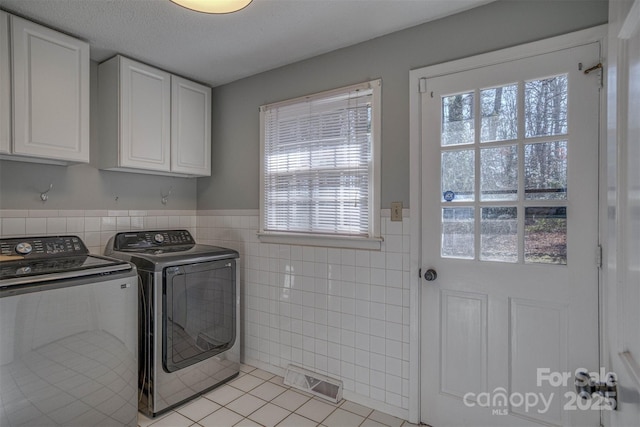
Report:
0,61,198,211
0,1,607,212
197,0,608,210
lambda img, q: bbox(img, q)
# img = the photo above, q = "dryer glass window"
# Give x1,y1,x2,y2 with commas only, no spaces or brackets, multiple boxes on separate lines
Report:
164,259,236,372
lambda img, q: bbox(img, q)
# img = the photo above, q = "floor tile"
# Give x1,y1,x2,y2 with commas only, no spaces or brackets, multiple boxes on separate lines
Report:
249,381,288,402
205,385,245,406
271,389,311,412
139,412,166,427
248,403,290,427
250,369,276,381
268,376,287,387
339,400,373,418
283,385,314,398
368,410,404,427
137,364,413,427
317,397,342,407
199,407,244,427
176,397,221,422
322,408,365,427
294,398,336,423
149,411,194,427
229,374,265,392
240,364,256,373
234,418,263,427
360,419,388,427
276,413,319,427
226,394,268,417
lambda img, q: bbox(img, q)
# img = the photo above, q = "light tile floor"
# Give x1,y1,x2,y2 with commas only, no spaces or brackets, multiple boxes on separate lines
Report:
138,365,419,427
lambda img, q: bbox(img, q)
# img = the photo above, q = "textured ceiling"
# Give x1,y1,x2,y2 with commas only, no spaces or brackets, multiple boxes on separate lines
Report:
0,0,493,87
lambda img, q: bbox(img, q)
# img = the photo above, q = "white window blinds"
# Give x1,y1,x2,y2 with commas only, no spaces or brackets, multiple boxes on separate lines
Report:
261,81,379,238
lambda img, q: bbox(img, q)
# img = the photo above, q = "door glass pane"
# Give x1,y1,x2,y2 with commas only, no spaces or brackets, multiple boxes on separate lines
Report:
481,207,517,262
525,207,567,265
480,145,518,201
442,92,474,146
442,207,474,259
442,149,475,202
525,141,567,200
480,84,518,142
525,74,568,138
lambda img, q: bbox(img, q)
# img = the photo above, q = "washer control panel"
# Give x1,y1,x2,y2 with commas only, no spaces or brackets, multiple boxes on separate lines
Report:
0,236,88,259
114,230,195,250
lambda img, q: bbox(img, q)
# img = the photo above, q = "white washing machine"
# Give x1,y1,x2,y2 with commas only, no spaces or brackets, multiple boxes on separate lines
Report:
0,235,138,426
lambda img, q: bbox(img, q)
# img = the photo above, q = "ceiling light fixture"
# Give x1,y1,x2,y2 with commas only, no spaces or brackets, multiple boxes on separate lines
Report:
170,0,253,14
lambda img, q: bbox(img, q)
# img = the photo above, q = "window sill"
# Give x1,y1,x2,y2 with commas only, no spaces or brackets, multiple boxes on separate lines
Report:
257,232,383,250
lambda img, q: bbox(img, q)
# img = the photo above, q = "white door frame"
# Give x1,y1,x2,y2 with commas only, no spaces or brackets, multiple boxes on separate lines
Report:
407,25,608,424
603,0,640,425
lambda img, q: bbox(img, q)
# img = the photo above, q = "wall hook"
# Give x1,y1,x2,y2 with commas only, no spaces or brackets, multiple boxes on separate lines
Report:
161,188,173,205
40,184,53,202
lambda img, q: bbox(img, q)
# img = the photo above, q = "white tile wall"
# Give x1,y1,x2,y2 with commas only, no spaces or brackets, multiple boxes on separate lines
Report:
0,208,412,418
0,210,197,254
197,210,411,416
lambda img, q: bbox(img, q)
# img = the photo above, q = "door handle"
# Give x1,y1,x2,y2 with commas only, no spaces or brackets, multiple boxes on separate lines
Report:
574,369,618,410
423,269,437,281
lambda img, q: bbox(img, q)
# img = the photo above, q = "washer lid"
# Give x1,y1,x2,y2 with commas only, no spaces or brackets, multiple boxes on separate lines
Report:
0,254,132,287
0,235,133,287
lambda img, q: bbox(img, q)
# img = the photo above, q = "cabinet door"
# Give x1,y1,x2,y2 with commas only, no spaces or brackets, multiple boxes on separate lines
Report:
171,76,211,176
0,11,9,154
120,57,171,171
11,16,89,162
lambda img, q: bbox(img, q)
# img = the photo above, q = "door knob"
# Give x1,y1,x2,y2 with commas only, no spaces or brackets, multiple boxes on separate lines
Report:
424,269,437,281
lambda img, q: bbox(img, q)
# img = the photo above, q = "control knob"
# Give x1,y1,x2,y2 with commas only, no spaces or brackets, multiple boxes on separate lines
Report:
154,233,165,244
15,242,32,255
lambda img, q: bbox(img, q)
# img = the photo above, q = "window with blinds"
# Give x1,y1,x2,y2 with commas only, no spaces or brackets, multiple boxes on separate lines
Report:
260,80,381,246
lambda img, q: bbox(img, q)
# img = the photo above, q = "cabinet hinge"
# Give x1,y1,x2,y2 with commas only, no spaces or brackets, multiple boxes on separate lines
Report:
596,244,603,269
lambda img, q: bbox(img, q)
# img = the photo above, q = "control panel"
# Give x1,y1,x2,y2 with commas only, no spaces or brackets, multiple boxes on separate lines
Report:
0,236,88,259
114,230,195,250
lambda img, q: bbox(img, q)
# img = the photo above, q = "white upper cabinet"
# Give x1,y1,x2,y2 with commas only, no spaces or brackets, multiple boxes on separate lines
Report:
97,55,171,172
171,76,211,176
96,55,211,177
9,14,90,163
0,11,10,155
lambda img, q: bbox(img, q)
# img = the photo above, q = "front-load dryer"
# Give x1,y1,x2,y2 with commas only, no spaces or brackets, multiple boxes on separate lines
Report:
105,230,240,417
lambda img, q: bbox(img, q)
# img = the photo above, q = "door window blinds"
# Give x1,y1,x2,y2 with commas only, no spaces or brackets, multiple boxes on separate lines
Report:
261,81,378,238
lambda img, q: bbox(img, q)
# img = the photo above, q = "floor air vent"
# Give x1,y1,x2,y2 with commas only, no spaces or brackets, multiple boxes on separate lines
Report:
283,365,343,403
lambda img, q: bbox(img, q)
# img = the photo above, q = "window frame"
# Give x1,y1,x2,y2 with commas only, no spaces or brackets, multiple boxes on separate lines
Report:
258,79,382,250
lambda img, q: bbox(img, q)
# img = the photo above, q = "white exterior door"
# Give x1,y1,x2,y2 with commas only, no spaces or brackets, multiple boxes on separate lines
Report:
419,42,602,426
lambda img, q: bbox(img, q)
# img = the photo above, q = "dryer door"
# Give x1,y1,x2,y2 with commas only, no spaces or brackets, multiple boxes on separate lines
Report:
163,258,236,372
